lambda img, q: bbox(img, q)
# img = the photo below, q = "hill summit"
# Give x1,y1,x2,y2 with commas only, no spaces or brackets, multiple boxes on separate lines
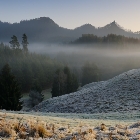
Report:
32,69,140,113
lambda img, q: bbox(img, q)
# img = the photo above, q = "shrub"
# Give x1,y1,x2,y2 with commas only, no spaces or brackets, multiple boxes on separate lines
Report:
23,90,44,108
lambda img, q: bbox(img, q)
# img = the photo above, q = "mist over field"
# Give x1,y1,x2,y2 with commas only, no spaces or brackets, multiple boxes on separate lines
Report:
28,43,140,80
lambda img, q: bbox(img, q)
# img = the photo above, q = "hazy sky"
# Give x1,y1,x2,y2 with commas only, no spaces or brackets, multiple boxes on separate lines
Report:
0,0,140,31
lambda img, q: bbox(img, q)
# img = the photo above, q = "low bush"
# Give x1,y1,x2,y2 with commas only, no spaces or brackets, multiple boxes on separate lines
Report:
22,90,44,109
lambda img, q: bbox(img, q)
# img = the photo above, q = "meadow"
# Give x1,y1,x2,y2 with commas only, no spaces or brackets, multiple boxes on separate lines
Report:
0,110,140,139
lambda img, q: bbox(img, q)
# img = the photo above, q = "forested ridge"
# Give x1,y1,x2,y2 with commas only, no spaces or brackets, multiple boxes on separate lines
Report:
73,34,140,44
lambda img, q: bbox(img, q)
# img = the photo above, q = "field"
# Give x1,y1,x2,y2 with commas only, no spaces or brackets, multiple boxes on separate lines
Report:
0,110,140,139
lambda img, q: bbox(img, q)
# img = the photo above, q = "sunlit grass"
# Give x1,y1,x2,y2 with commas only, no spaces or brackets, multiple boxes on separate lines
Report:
0,111,140,139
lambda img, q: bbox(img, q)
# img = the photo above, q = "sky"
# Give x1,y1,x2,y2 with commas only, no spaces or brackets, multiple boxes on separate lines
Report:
0,0,140,32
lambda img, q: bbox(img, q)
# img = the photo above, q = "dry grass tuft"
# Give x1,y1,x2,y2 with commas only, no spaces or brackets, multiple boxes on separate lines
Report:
101,123,106,131
0,126,11,138
37,124,47,137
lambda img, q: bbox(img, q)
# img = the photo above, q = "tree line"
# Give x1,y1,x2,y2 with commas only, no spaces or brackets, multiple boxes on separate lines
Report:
51,66,79,97
0,35,100,111
0,61,100,111
9,34,29,53
73,34,140,44
0,41,63,92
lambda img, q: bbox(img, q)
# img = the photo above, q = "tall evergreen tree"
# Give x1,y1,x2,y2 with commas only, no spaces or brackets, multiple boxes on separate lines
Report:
51,69,66,97
0,64,22,110
81,62,100,86
63,66,78,93
31,80,42,93
22,34,29,53
51,66,79,97
71,73,79,92
9,35,20,49
64,66,72,94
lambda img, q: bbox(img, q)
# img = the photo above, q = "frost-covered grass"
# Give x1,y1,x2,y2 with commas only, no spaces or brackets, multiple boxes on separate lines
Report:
3,69,140,139
33,69,140,114
0,110,140,139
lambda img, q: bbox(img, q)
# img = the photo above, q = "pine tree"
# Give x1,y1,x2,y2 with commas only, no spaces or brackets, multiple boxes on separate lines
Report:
31,80,42,93
51,67,78,97
0,64,22,110
64,67,79,93
81,62,100,86
9,35,20,49
24,90,44,108
71,73,79,92
64,66,72,93
22,34,29,53
51,73,59,97
51,69,66,97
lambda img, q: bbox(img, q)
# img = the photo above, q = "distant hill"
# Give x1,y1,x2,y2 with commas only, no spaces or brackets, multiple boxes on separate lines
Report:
0,17,140,43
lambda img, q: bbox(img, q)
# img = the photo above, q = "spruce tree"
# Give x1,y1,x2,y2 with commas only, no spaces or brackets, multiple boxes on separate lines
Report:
9,35,20,49
22,34,29,53
64,66,72,93
64,67,79,93
51,69,66,97
71,73,79,92
51,67,78,97
81,62,100,86
0,64,22,110
23,90,44,108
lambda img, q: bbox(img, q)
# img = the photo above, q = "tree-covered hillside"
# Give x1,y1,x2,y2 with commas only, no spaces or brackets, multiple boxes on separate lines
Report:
73,34,140,44
0,43,63,92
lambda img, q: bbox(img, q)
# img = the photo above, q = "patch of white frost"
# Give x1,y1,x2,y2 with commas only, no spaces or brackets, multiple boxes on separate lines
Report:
31,69,140,114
